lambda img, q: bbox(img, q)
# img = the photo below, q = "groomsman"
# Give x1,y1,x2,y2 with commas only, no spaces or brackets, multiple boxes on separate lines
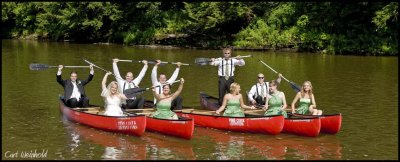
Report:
151,60,183,110
57,64,94,108
112,58,148,109
209,47,245,105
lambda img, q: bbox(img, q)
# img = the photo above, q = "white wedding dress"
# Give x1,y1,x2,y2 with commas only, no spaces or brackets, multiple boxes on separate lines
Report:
101,89,124,116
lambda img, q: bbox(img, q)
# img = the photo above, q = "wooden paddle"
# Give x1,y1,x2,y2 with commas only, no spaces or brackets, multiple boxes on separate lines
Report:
118,60,190,66
259,59,301,92
29,63,90,70
195,55,252,66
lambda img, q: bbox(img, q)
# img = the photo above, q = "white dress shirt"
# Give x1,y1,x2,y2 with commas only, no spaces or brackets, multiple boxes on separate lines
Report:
113,62,148,99
210,58,245,77
151,66,180,103
248,82,269,102
57,69,94,101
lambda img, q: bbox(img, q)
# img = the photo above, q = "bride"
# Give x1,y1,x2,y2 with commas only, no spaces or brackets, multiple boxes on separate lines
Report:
101,72,127,116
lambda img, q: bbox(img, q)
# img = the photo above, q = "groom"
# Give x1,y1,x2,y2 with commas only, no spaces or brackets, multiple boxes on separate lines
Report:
56,64,94,108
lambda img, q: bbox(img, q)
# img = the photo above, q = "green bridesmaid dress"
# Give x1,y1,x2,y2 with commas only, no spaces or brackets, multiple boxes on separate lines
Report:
295,98,311,114
264,92,288,118
223,99,245,117
151,101,177,119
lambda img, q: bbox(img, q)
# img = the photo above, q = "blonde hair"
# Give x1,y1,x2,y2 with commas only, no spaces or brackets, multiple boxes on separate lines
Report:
269,80,279,87
301,81,313,98
229,82,240,94
104,81,121,97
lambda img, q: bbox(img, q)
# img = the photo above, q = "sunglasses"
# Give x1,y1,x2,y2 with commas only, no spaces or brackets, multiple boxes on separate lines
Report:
224,53,231,54
258,77,264,79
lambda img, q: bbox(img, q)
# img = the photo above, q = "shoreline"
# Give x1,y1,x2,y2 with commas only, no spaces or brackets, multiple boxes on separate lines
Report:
3,38,396,56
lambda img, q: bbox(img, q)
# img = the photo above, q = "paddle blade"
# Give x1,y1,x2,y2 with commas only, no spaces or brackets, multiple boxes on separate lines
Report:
194,58,211,66
290,82,301,92
29,64,49,70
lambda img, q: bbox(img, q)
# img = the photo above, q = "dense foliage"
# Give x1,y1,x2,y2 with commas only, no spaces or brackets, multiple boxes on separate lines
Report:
2,2,398,55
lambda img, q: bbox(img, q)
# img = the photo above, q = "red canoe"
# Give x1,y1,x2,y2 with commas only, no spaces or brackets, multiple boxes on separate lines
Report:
292,113,342,134
128,101,195,139
200,92,320,137
176,110,284,135
283,114,321,137
59,98,146,137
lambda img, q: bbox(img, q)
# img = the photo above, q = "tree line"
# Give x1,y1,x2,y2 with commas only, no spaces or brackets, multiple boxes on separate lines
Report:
2,2,398,55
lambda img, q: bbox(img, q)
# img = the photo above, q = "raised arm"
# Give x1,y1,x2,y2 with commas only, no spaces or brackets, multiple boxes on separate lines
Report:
151,61,159,85
152,87,162,101
133,60,148,86
171,78,184,100
216,94,228,115
112,58,124,87
240,94,255,110
291,92,301,113
276,73,282,84
166,64,180,84
82,64,94,86
56,65,65,86
102,72,112,91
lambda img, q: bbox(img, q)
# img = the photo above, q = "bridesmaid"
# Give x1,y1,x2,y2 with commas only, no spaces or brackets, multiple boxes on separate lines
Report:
263,80,288,118
150,78,185,120
291,81,322,115
215,82,256,117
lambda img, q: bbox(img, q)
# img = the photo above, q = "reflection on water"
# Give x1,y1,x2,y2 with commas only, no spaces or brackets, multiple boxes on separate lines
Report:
63,118,195,160
196,127,342,160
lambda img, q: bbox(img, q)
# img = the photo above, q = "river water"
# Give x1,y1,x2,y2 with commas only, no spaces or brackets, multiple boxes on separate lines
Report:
2,39,398,160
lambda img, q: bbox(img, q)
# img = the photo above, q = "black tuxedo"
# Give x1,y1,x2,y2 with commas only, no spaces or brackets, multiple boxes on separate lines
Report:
57,73,94,107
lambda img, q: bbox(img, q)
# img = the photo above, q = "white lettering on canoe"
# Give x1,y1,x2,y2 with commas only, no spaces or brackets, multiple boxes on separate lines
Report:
229,118,244,126
117,120,137,130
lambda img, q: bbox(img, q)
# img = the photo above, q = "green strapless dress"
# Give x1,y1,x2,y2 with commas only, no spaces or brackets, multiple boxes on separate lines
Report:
223,99,244,117
264,93,288,118
295,98,311,114
151,102,177,119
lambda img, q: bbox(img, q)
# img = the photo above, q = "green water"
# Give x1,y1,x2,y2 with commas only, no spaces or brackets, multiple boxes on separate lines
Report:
2,39,398,160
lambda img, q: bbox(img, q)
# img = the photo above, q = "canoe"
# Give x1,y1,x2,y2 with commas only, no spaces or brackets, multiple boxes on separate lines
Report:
175,109,284,135
199,92,220,110
291,113,342,134
126,100,194,139
199,92,320,137
59,98,146,137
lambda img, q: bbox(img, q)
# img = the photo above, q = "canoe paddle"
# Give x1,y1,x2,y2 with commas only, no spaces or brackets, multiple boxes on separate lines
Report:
123,79,182,98
118,60,190,66
29,63,90,70
82,58,125,81
259,59,301,92
195,55,252,66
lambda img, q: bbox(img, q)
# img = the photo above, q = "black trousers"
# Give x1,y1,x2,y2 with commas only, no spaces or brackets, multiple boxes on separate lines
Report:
218,76,234,105
253,96,266,105
66,97,89,108
122,96,145,109
171,96,183,110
